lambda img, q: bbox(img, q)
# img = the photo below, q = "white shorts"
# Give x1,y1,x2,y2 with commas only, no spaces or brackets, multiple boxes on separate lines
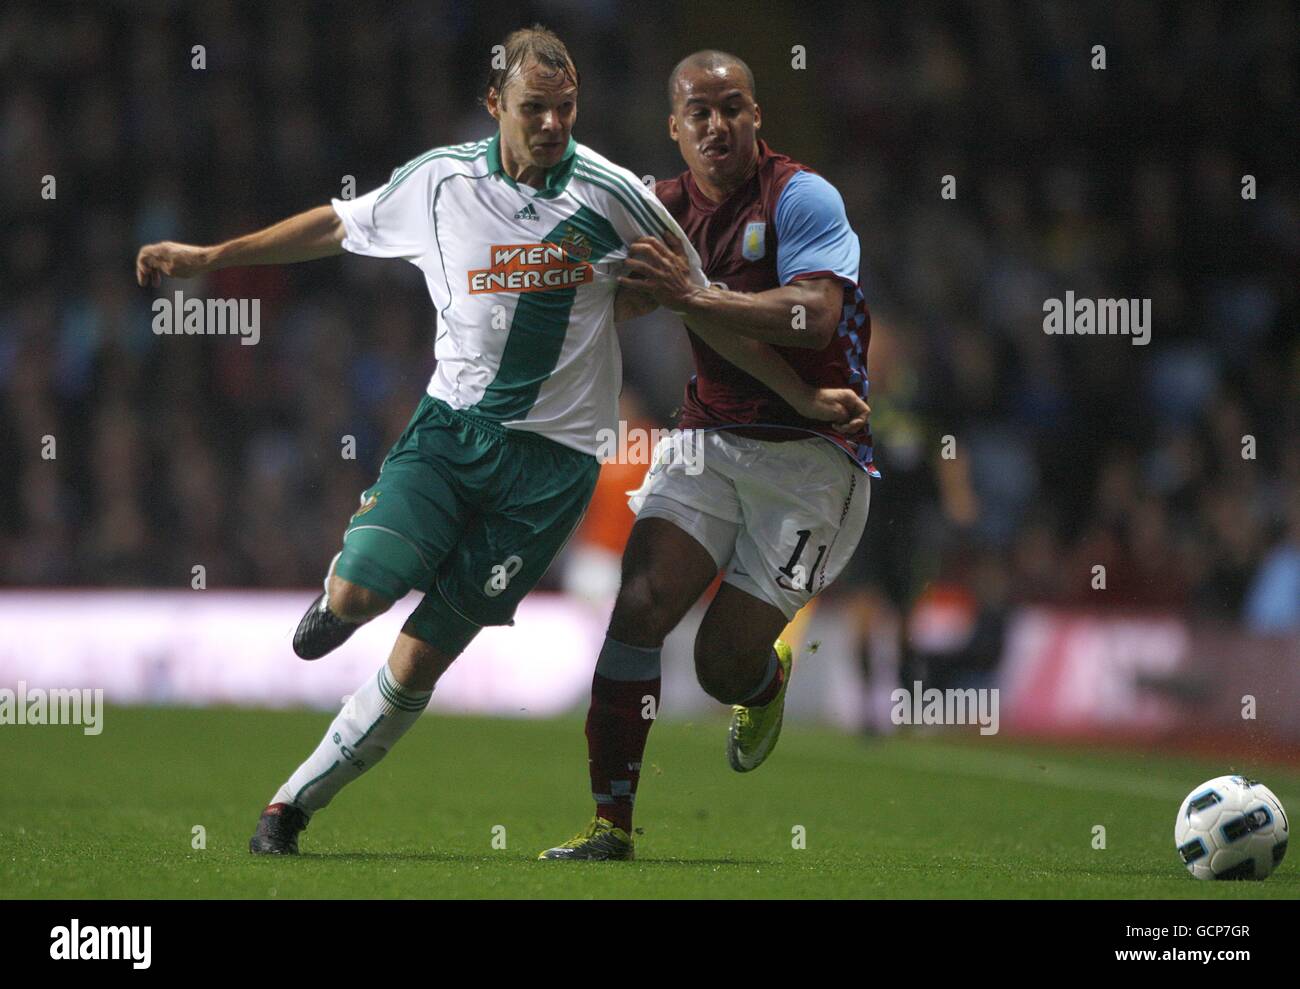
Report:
628,430,871,619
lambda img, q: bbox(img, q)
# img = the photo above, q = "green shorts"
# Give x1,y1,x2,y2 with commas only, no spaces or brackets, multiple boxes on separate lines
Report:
333,395,599,655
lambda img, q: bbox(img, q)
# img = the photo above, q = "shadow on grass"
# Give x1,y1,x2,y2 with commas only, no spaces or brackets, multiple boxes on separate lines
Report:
638,858,765,867
296,851,764,867
1054,862,1300,884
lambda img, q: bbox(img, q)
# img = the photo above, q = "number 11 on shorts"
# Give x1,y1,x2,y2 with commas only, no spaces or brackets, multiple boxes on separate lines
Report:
777,529,826,592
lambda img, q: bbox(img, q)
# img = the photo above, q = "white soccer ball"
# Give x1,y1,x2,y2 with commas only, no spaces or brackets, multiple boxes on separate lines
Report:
1175,775,1289,880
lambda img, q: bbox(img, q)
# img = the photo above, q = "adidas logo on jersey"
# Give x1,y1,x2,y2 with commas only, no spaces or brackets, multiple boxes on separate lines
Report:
514,203,539,221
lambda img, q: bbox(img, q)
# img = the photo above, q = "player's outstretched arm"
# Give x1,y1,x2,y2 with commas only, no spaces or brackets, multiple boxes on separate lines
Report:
135,204,346,287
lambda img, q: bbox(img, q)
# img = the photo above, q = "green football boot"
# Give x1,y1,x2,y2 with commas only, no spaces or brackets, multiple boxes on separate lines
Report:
538,817,635,861
727,639,794,773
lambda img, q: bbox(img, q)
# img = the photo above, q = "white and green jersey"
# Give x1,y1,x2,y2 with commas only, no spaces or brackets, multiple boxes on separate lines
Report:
331,133,706,456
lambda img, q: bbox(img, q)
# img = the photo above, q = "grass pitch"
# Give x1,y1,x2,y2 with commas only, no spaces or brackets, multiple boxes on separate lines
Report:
2,706,1297,899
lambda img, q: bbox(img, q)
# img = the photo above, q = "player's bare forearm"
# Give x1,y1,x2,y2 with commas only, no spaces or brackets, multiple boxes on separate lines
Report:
678,280,842,348
208,205,346,270
618,233,843,348
135,205,345,287
688,320,802,399
688,320,868,433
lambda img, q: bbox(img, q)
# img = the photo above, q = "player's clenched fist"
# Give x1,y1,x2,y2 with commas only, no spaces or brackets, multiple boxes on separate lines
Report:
135,241,212,287
799,388,871,435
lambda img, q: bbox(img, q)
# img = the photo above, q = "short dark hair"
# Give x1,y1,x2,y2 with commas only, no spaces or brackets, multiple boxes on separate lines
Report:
483,25,580,107
667,50,756,109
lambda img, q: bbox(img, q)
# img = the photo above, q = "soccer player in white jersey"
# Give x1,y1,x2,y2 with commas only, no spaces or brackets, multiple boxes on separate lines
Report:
134,26,868,854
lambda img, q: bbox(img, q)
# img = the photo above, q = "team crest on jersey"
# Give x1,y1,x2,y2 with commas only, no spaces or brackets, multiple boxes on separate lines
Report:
353,490,380,519
559,226,592,262
742,221,766,260
468,243,594,294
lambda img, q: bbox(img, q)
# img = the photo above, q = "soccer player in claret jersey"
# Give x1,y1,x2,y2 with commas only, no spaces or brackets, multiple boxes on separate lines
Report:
540,51,877,860
135,28,867,856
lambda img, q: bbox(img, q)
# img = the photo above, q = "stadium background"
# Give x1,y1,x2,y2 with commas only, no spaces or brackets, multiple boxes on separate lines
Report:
1,1,1297,754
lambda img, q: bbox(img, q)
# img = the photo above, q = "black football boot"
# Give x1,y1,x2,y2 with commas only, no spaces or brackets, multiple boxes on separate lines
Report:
249,802,311,855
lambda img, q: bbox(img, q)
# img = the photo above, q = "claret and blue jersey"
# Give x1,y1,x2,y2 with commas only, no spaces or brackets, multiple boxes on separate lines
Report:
655,139,879,477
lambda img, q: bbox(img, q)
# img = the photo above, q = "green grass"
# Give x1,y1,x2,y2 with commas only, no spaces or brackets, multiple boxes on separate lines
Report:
2,706,1297,898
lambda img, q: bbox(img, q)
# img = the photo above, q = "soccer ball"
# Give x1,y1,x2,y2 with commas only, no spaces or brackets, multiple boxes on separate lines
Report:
1175,775,1289,880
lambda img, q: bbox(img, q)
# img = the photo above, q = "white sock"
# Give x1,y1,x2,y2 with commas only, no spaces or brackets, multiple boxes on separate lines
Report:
272,663,432,815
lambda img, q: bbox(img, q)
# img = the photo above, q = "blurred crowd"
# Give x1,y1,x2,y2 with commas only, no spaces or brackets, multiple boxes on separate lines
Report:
1,1,1296,638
